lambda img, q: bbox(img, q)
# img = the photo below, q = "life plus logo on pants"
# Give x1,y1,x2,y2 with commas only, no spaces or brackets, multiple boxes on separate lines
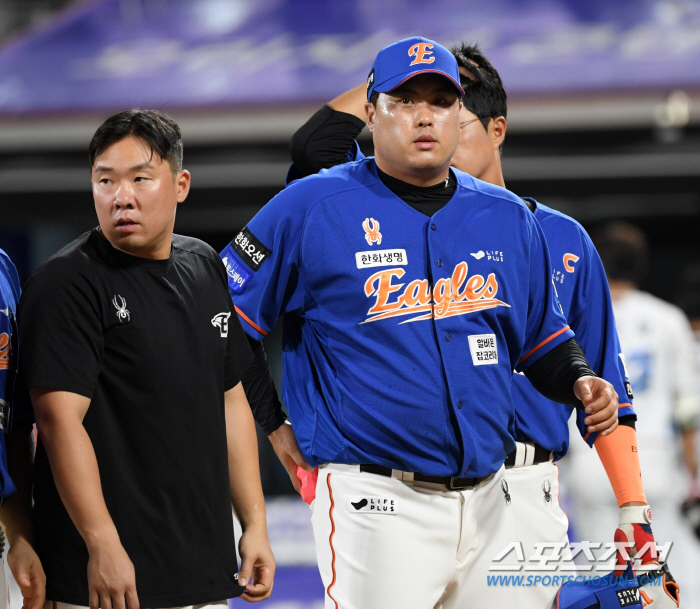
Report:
348,497,397,514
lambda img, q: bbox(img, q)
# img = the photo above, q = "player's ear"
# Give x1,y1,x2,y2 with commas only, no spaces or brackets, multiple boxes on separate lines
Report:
365,102,376,132
491,116,507,150
176,170,191,203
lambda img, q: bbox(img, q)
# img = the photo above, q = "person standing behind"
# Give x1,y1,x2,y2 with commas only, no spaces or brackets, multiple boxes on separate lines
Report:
566,221,700,606
0,249,46,609
18,110,275,609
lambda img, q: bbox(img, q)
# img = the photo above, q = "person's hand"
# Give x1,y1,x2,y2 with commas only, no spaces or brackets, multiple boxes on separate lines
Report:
574,376,619,436
7,536,46,609
238,524,275,602
268,423,313,494
614,504,657,568
87,535,139,609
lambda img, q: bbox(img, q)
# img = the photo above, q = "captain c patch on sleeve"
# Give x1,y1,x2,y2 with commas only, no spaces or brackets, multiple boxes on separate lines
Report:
231,227,271,271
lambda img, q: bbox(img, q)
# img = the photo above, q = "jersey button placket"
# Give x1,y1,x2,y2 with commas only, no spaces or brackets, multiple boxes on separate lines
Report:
445,333,452,342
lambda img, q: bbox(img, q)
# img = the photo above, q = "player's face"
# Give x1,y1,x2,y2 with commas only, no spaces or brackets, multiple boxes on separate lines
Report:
450,105,494,179
450,65,507,185
367,74,461,185
92,135,190,259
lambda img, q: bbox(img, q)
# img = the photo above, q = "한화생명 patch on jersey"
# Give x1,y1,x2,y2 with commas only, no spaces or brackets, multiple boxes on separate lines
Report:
468,334,498,366
222,255,251,294
231,227,271,271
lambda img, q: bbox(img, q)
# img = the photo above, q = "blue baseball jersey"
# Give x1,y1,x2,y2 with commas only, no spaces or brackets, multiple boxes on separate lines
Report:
0,248,22,498
512,199,635,460
222,158,573,478
328,147,634,460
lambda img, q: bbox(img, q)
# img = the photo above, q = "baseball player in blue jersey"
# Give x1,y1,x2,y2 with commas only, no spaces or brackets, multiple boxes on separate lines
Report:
223,38,620,608
282,43,676,608
0,249,46,609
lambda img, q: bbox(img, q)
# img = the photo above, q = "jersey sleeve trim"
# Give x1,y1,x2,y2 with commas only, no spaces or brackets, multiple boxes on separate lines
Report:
234,305,268,337
518,325,571,364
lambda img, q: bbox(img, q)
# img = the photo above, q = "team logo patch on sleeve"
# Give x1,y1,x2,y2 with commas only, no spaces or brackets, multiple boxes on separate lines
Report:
231,227,271,271
222,255,251,294
468,334,498,365
563,253,579,272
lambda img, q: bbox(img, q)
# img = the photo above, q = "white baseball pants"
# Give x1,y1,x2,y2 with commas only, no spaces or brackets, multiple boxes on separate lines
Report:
311,462,521,609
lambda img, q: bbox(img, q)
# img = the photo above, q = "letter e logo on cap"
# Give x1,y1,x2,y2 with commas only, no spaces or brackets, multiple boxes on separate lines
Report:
409,42,435,65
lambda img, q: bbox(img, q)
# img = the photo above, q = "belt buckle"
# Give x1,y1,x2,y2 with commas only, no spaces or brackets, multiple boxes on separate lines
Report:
449,477,469,490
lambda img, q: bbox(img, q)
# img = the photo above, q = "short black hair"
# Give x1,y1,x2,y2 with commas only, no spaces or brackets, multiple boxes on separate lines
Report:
450,43,507,131
591,222,649,285
89,109,183,175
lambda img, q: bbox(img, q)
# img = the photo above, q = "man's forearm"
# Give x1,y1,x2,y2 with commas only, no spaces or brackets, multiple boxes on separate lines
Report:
225,383,268,531
241,337,286,434
0,425,35,546
327,83,367,119
31,390,120,550
524,338,596,408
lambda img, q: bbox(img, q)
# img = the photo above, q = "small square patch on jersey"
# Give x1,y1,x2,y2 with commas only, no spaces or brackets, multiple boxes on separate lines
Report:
355,249,408,269
615,587,640,607
468,334,498,366
231,227,271,271
348,496,397,515
222,255,251,294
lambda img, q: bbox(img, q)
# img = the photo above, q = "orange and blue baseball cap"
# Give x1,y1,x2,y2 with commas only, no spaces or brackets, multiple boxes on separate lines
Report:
367,36,465,102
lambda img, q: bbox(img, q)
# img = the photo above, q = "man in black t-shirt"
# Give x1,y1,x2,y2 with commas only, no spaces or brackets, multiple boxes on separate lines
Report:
19,110,274,609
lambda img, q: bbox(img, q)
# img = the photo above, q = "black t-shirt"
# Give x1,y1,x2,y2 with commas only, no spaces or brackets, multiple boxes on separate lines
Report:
19,228,253,607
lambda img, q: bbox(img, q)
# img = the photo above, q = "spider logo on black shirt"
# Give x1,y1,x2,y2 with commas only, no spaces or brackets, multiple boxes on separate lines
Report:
112,295,130,323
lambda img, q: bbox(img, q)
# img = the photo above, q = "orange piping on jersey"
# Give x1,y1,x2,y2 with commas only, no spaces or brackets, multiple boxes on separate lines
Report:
234,306,268,336
326,474,339,609
518,326,571,364
594,424,646,506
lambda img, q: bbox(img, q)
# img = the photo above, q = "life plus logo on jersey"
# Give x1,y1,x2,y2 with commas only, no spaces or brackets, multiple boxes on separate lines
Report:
471,250,504,262
361,261,510,325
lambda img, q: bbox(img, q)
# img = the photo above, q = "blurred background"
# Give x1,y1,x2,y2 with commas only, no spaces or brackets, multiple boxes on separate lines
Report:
1,0,700,607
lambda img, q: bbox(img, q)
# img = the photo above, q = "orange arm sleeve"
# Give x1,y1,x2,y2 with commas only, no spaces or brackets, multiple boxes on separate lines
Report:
594,424,647,507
